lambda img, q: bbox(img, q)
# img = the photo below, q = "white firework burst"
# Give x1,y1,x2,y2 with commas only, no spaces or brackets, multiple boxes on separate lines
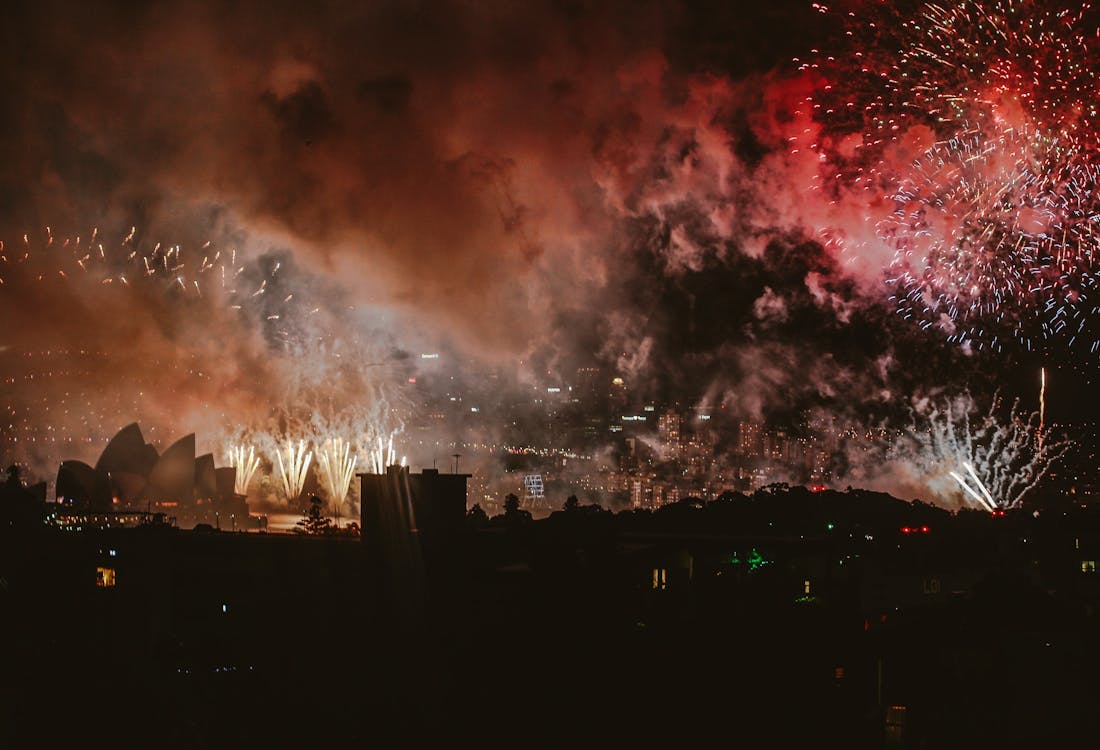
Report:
364,430,405,474
275,438,313,502
226,444,261,496
900,391,1070,511
317,437,358,519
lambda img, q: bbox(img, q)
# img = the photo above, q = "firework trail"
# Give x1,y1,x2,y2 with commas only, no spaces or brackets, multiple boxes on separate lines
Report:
1039,366,1047,449
316,437,357,519
801,0,1100,356
1,226,222,291
275,438,313,502
227,444,261,496
892,391,1069,510
365,432,406,473
0,226,308,346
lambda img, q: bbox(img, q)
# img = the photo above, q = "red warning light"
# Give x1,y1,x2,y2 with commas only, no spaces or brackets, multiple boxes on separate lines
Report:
901,526,911,534
920,526,929,533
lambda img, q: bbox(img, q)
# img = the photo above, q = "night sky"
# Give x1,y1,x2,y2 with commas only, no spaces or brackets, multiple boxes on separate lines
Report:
1,0,1096,491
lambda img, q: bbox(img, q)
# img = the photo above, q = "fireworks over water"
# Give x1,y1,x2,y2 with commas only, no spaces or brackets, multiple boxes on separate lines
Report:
2,0,1095,519
316,438,358,520
227,444,261,497
275,439,313,503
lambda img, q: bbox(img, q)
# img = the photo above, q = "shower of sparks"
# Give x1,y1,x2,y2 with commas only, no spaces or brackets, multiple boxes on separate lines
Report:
228,398,409,508
898,391,1070,511
275,439,313,503
0,226,306,347
366,432,405,473
802,0,1100,357
949,462,998,512
227,444,261,496
316,437,358,519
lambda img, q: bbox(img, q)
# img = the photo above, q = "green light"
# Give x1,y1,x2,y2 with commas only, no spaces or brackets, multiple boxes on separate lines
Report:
748,548,772,572
826,522,835,531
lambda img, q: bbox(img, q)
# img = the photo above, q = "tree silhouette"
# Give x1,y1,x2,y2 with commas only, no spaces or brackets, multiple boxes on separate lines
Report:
563,494,580,512
466,503,489,529
295,495,333,535
501,493,532,525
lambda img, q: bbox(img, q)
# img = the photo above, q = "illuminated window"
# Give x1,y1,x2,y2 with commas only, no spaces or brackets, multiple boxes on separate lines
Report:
804,579,811,595
1082,561,1096,573
652,567,668,590
96,567,116,587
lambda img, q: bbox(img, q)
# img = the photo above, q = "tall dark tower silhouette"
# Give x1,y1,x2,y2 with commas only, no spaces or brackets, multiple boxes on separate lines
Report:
358,464,470,728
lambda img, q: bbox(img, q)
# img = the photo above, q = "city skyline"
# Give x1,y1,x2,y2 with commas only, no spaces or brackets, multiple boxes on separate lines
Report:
7,3,1100,744
3,0,1099,517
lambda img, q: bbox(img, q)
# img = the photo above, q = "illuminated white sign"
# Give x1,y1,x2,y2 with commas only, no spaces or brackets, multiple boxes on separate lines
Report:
523,474,545,497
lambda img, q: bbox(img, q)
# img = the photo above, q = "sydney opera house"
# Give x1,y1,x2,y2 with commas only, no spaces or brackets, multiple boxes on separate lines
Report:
54,423,251,529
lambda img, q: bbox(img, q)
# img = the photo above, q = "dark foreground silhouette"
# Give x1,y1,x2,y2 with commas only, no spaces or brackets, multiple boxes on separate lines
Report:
4,481,1100,747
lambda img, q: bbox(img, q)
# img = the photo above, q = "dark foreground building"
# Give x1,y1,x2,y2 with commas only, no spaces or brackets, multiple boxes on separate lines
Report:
4,477,1100,747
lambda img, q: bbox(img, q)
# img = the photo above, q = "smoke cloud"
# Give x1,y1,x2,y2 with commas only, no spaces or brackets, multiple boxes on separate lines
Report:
0,0,1056,501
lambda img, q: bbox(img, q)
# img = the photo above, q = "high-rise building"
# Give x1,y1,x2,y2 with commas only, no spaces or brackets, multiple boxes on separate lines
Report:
573,367,604,410
658,409,681,460
631,477,658,509
764,429,791,463
620,436,640,471
738,421,762,458
609,376,628,412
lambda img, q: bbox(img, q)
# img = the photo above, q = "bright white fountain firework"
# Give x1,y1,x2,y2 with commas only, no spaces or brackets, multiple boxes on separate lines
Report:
227,444,261,496
317,437,357,520
366,432,406,473
897,392,1069,512
275,439,313,502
